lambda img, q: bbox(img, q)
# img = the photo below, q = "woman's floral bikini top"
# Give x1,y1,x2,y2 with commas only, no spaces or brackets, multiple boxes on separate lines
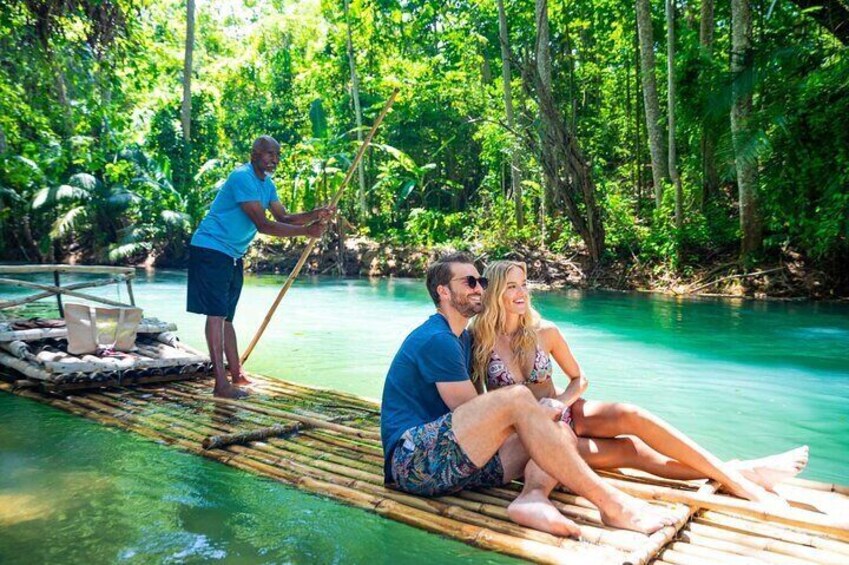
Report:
486,346,553,389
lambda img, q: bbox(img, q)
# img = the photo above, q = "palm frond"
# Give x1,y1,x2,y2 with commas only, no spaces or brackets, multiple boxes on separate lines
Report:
68,172,98,191
51,206,86,237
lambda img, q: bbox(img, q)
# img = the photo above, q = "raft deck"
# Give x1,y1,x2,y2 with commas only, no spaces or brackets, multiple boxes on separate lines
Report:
0,374,846,564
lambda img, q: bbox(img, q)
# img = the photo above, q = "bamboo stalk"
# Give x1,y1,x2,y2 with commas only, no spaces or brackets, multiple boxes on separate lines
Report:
0,351,56,381
0,265,134,276
695,512,849,555
686,520,849,564
656,547,727,565
602,476,849,541
666,539,774,565
680,529,832,565
202,423,303,449
0,320,176,342
240,88,399,365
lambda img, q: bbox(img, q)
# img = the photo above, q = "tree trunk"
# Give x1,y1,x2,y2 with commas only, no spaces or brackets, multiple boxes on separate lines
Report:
497,0,524,230
181,0,195,145
731,0,762,257
344,0,367,219
667,0,683,230
635,0,668,206
525,0,604,265
699,0,719,210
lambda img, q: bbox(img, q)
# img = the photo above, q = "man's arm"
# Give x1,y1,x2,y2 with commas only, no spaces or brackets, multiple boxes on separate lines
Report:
240,201,324,238
436,380,480,411
269,201,335,225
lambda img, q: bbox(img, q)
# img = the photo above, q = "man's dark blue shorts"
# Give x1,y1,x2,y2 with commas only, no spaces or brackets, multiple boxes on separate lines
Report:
186,245,243,322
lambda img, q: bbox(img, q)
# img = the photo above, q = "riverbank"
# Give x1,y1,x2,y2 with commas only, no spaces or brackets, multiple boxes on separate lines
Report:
244,234,848,300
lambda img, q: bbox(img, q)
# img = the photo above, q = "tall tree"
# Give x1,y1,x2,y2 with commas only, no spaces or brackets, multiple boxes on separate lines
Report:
344,0,367,219
635,0,668,205
666,0,683,230
496,0,524,230
525,0,604,264
181,0,195,148
731,0,762,257
699,0,719,209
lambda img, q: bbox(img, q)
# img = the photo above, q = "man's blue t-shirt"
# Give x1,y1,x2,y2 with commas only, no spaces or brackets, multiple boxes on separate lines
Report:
380,313,472,481
191,163,279,258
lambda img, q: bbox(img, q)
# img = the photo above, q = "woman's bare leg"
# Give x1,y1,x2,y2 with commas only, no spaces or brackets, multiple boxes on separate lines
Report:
571,399,805,504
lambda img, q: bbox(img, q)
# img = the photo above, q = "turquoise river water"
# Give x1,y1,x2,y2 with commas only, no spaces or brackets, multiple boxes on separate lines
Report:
1,270,848,564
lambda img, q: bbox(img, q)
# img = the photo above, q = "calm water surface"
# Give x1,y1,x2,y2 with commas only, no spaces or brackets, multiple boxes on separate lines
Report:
1,270,848,564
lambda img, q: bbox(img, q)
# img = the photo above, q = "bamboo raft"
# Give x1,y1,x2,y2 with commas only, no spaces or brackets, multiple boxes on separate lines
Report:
0,373,847,564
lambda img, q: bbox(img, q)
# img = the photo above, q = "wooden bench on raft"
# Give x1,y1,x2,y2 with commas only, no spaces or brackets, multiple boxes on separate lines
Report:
0,265,211,392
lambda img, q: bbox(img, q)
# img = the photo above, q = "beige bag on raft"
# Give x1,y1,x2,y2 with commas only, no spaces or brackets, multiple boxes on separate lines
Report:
64,303,143,355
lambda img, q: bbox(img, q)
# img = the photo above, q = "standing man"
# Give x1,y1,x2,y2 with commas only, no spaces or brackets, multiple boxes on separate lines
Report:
380,253,675,536
187,135,334,398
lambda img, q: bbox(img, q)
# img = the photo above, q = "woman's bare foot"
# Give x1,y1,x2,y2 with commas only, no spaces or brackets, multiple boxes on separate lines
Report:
507,489,582,538
732,446,809,491
213,384,248,399
599,493,677,534
720,472,791,511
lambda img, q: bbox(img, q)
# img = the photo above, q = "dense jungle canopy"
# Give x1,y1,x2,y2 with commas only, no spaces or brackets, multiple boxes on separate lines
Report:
0,0,847,287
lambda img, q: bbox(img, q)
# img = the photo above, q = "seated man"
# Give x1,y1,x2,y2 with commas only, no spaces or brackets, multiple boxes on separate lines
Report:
380,252,674,536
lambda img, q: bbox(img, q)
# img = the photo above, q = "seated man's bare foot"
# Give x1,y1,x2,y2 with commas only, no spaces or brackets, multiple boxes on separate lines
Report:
213,384,248,399
600,494,677,535
507,489,581,538
732,446,809,491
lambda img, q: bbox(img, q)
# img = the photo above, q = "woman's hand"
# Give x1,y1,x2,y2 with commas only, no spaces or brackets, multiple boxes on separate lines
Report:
538,397,569,421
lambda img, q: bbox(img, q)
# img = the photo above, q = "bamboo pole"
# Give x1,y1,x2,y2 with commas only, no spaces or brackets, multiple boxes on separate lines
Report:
202,423,303,449
686,520,849,564
240,88,399,365
0,351,56,381
0,265,134,276
695,512,849,555
666,539,775,565
0,320,175,342
680,529,834,565
602,475,849,541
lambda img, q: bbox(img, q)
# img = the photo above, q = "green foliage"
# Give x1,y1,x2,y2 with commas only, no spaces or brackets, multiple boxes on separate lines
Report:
0,0,846,282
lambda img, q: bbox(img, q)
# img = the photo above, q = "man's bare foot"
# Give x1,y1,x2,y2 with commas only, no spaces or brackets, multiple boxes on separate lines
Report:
732,446,809,491
231,372,252,386
507,489,582,538
599,494,677,534
213,384,248,399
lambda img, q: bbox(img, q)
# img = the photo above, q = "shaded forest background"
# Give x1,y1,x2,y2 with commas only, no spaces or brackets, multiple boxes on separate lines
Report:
0,0,847,291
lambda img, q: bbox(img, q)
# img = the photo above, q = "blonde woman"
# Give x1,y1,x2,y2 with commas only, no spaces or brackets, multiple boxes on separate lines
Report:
470,260,808,507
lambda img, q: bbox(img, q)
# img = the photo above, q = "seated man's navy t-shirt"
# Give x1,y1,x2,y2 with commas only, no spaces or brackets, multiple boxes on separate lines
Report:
380,313,472,482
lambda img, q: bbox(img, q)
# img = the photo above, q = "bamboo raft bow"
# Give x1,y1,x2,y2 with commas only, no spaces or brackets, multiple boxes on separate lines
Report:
1,373,848,564
240,88,400,365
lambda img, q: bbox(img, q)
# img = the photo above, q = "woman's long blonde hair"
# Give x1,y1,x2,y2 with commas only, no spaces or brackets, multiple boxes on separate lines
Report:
470,261,541,391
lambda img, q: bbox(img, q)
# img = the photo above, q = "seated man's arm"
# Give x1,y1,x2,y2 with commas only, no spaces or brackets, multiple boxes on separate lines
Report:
436,380,479,411
240,201,323,238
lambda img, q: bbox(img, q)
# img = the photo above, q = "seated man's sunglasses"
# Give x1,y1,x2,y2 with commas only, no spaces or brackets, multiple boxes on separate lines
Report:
451,275,489,290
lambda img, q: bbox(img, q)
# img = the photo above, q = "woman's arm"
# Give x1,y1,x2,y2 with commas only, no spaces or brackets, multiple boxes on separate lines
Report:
541,325,588,406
